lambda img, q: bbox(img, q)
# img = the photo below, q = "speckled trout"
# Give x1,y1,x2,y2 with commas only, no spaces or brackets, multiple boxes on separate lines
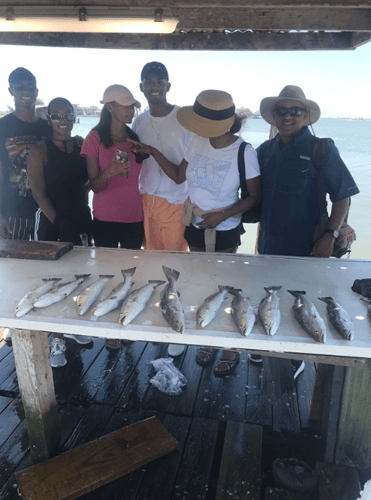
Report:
77,275,114,316
92,268,136,318
33,274,90,308
15,278,61,317
197,285,235,328
119,280,165,326
230,289,256,336
258,286,282,336
160,266,185,333
288,290,326,343
318,296,354,341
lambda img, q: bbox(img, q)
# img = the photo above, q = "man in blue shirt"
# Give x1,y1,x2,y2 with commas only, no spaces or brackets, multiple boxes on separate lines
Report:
257,85,359,257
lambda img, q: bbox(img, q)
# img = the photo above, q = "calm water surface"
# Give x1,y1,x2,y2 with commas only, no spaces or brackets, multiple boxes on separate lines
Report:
75,116,370,260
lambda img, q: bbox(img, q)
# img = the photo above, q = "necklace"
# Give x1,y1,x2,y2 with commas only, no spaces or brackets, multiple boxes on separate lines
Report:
149,114,169,141
52,137,73,152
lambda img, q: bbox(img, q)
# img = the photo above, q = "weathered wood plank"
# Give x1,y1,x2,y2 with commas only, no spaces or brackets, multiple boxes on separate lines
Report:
216,421,262,500
0,351,17,395
265,487,312,500
0,395,13,414
172,417,219,500
0,31,366,52
335,360,371,468
10,330,60,462
0,419,28,489
245,357,272,426
0,399,24,449
316,462,361,500
295,361,316,430
16,416,179,500
2,0,369,6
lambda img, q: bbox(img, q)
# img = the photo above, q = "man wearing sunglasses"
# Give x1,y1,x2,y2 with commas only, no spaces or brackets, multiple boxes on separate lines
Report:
0,67,52,242
256,85,359,258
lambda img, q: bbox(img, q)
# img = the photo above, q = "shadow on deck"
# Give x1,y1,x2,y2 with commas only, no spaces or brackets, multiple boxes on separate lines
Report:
0,334,364,499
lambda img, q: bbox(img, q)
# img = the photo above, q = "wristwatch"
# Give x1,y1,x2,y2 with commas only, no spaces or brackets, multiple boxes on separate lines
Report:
325,228,340,239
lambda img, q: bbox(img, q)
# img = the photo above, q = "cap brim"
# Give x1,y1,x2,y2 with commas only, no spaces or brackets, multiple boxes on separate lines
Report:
260,96,321,126
177,106,235,138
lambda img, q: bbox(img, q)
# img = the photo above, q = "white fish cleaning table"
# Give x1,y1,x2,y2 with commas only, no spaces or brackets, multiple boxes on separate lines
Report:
1,247,371,463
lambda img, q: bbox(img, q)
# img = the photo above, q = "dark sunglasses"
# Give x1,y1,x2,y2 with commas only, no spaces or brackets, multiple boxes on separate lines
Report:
48,113,75,123
274,106,307,117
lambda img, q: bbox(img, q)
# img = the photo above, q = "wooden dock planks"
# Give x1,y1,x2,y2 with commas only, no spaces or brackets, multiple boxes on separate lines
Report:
16,416,179,500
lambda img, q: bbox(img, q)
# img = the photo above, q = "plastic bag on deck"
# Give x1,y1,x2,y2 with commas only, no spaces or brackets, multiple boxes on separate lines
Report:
149,358,187,396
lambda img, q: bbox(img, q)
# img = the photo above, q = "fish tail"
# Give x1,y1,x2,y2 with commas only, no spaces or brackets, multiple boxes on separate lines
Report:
217,285,235,292
162,265,180,281
228,288,243,296
121,267,136,278
148,280,166,287
74,274,91,279
98,275,115,279
318,296,332,303
42,278,61,282
287,290,306,297
264,285,282,293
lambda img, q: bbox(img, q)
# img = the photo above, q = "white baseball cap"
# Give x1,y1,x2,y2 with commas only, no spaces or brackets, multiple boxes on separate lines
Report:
101,84,141,108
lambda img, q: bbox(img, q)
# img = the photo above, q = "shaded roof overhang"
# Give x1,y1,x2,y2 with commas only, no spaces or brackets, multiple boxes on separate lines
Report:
0,1,371,50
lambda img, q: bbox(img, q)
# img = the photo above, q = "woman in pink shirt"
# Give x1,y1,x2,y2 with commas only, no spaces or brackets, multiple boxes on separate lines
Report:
81,85,145,250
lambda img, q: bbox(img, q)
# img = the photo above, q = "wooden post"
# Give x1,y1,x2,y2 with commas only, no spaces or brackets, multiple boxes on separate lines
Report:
11,329,60,463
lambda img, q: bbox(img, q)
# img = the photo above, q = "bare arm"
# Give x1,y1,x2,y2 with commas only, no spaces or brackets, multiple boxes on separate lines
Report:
130,139,187,184
198,176,262,229
27,142,57,223
0,159,11,238
86,155,131,193
311,197,350,258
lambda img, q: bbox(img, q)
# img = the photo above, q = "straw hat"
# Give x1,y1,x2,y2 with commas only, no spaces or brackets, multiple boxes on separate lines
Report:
177,90,236,138
101,84,141,108
260,85,321,126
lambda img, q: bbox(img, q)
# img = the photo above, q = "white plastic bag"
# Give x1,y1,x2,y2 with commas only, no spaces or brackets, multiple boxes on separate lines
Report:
149,357,187,396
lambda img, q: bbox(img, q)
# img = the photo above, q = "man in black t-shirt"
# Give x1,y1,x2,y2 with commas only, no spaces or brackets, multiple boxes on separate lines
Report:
0,67,51,240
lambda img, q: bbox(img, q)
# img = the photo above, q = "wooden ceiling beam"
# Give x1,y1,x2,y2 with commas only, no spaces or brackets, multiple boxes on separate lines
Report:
0,31,365,51
5,1,370,7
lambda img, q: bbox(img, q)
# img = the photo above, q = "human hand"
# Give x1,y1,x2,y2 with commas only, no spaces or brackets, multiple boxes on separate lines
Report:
197,211,225,230
129,139,153,157
0,216,11,239
311,233,335,258
108,157,130,178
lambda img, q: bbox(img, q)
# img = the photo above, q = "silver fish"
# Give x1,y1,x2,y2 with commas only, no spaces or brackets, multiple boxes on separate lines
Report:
288,290,326,343
258,286,282,336
361,298,371,325
318,296,354,341
77,275,114,316
197,285,234,328
230,289,256,336
34,275,90,308
160,266,185,333
92,268,136,318
119,280,165,326
15,278,61,317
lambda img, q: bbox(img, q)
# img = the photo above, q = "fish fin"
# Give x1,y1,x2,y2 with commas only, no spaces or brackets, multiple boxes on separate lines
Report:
98,275,115,278
74,274,91,279
121,267,136,277
162,265,180,281
264,286,282,292
318,296,332,303
42,278,62,282
287,290,306,297
148,280,166,287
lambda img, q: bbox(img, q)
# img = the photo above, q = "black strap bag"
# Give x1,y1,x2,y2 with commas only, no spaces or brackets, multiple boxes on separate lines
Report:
237,141,261,224
312,138,356,258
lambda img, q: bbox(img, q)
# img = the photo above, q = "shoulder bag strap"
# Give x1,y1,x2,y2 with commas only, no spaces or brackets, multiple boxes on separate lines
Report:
238,141,248,199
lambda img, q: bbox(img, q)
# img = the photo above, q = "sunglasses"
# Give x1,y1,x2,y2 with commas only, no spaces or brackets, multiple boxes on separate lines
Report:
274,106,307,117
48,113,76,123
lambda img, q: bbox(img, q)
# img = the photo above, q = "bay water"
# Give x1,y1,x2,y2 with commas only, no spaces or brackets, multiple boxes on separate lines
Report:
75,116,370,260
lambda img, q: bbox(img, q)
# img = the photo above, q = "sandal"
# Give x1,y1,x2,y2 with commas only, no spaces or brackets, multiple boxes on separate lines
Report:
105,339,121,350
195,348,217,367
214,352,240,377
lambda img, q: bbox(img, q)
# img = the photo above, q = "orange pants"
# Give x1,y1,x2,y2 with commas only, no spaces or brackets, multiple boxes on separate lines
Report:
142,193,188,251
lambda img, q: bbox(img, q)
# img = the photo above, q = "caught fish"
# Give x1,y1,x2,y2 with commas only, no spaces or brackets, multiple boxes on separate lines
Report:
258,286,282,336
318,296,354,341
119,280,165,326
33,275,90,308
361,298,371,325
230,289,256,336
160,266,185,333
288,290,326,343
92,268,136,318
197,285,234,328
15,278,61,317
77,275,114,316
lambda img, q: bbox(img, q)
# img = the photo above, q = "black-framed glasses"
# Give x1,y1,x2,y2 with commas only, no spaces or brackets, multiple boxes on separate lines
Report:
274,106,307,117
47,113,75,123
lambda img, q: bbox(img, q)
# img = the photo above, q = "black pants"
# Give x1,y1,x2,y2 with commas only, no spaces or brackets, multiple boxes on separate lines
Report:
92,218,144,249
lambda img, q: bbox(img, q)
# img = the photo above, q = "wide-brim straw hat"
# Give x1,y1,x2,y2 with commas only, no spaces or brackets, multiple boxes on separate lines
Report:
177,90,236,138
260,85,321,126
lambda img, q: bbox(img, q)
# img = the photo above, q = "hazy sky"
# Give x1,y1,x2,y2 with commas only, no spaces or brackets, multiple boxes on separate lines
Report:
1,41,371,118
